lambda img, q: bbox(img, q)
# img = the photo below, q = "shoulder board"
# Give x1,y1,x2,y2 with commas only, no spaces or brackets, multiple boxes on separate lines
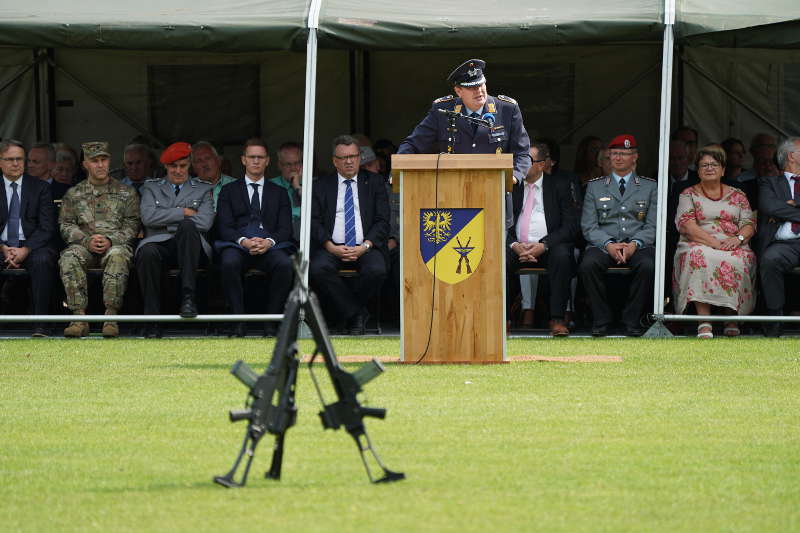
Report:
639,176,656,182
145,177,161,182
433,94,454,104
497,94,518,105
194,178,213,185
587,176,605,182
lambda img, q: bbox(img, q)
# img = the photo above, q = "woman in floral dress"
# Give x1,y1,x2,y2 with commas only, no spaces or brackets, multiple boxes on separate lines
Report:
673,144,757,338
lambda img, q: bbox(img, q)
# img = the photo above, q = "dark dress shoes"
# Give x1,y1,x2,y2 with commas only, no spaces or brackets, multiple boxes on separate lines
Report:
144,324,162,339
763,322,782,338
347,312,366,336
625,326,645,337
229,322,246,338
31,324,48,338
591,324,608,337
262,322,278,337
180,295,198,318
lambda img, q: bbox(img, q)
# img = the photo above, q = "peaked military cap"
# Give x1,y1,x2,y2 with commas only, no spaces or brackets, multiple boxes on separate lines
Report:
82,141,111,160
447,59,486,87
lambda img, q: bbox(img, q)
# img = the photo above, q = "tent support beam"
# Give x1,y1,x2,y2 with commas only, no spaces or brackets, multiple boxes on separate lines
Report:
45,56,163,146
298,0,323,286
684,57,792,139
646,0,676,337
558,61,659,145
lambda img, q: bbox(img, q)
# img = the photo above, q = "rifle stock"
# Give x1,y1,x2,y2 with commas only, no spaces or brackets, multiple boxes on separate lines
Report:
214,254,404,487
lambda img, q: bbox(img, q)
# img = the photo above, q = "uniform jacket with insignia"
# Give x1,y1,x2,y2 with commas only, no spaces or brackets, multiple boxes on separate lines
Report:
397,94,532,181
581,173,658,249
137,177,215,257
59,178,140,248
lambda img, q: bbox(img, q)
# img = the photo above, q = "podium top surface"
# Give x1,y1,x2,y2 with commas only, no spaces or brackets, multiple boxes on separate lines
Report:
391,153,513,171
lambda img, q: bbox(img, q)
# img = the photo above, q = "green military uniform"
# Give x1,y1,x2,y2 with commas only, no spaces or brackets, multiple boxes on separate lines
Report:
579,172,658,333
58,178,140,312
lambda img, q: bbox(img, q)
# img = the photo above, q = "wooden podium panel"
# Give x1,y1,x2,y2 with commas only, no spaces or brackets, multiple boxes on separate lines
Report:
392,154,511,364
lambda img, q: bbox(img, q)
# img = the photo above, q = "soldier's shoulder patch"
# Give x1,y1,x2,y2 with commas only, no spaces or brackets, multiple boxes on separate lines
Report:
145,177,161,182
433,94,454,104
497,94,518,105
639,175,656,182
194,178,213,185
587,176,606,183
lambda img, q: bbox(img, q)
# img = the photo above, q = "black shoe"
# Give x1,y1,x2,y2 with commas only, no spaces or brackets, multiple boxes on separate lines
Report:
229,322,246,338
591,325,608,337
180,295,198,318
262,322,277,337
348,312,366,336
31,324,48,338
764,322,782,338
625,326,645,337
144,324,162,339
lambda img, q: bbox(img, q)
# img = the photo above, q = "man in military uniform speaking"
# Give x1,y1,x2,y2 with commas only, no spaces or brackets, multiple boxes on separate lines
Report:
397,59,531,183
578,134,657,337
135,142,214,336
59,142,140,338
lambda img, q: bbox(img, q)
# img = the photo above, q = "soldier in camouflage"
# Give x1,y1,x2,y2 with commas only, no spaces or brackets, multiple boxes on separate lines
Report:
59,141,140,337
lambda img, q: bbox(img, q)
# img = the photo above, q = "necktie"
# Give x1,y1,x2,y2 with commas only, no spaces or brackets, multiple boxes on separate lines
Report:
619,178,626,197
249,183,261,221
792,177,800,234
470,112,480,135
174,184,180,196
344,179,356,246
7,181,20,247
517,182,537,243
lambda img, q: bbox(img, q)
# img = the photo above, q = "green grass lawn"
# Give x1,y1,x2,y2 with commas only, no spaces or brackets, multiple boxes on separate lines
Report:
1,337,798,532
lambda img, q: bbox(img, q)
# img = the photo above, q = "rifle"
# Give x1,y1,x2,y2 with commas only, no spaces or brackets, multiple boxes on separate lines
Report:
214,255,404,487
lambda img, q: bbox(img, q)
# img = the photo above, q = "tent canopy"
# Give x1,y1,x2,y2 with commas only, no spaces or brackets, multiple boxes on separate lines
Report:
0,0,666,52
0,0,309,51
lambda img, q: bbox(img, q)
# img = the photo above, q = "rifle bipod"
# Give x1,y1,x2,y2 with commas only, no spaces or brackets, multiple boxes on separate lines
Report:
214,255,404,487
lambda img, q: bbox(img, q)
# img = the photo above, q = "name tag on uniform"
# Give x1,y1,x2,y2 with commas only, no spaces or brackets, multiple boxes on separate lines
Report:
489,125,506,144
599,197,611,202
636,200,647,220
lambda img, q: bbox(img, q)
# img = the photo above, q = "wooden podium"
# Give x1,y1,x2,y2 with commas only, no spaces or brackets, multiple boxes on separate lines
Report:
391,154,513,364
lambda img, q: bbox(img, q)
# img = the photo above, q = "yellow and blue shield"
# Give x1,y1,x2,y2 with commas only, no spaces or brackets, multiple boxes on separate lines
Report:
419,208,484,285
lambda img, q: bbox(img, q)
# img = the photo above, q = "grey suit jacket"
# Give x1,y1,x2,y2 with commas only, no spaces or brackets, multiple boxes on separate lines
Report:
136,178,215,257
581,173,658,249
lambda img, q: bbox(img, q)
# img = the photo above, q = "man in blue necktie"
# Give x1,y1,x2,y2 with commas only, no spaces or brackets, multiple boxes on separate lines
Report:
0,140,58,337
310,135,390,335
215,138,294,337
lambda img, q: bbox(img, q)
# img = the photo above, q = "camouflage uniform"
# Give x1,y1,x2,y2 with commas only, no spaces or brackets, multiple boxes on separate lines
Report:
58,179,140,311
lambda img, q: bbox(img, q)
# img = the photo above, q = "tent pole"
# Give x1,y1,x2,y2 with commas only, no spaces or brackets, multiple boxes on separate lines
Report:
299,0,323,285
648,0,676,334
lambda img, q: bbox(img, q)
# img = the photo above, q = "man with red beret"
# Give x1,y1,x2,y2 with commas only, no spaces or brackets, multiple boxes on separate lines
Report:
135,142,215,337
578,134,658,337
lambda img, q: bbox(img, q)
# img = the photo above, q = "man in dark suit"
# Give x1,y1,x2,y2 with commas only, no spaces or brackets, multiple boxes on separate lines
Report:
0,140,58,336
216,138,294,337
665,138,699,293
755,136,800,337
136,142,215,337
310,135,390,335
397,59,531,184
507,143,579,336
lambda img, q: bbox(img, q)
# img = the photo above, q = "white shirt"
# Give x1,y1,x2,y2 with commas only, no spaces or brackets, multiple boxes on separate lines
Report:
237,175,275,245
331,174,364,245
516,178,547,243
774,172,800,241
2,175,26,243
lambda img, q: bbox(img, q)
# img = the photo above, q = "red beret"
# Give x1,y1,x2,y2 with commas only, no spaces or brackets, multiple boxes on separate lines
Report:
160,142,192,164
608,134,637,149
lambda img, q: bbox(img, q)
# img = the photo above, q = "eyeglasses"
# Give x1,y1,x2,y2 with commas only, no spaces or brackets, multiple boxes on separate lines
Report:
531,159,547,163
1,157,24,163
244,155,267,161
609,151,634,158
334,154,360,162
699,162,721,169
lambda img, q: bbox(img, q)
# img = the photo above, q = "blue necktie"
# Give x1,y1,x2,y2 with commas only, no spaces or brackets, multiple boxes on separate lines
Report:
7,181,20,247
174,184,180,196
619,178,626,197
249,183,261,221
344,179,356,246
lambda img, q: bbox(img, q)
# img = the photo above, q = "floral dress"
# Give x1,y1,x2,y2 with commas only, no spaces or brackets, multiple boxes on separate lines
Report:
672,185,756,314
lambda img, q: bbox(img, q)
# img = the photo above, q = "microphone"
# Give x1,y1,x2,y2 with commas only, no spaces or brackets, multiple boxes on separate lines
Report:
436,108,491,128
481,112,496,126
